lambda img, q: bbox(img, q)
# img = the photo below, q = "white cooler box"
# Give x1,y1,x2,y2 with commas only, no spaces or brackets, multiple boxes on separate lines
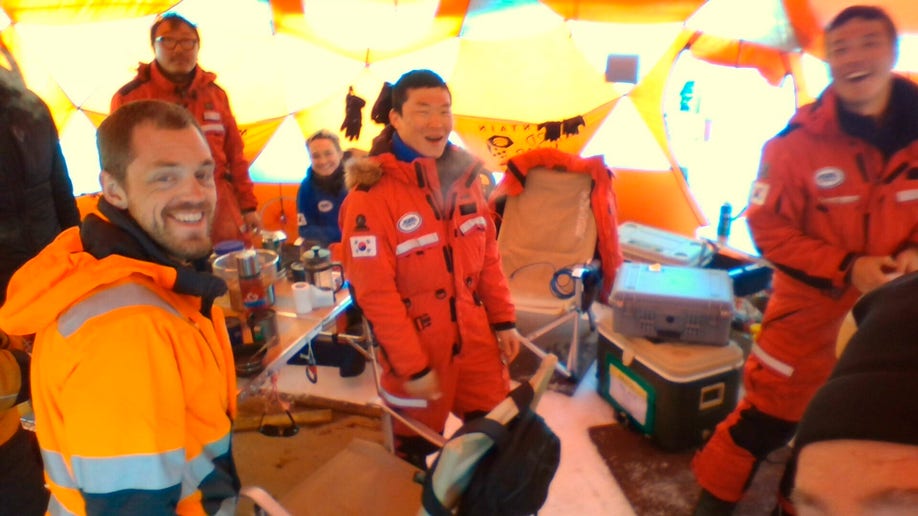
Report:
597,315,744,451
610,262,734,346
618,221,708,266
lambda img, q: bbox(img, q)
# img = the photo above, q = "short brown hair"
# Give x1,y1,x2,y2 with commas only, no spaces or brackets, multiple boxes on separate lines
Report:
97,100,202,184
306,129,342,153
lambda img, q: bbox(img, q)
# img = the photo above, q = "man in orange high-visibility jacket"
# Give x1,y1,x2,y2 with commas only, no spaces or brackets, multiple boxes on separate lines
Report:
0,100,239,515
341,70,526,469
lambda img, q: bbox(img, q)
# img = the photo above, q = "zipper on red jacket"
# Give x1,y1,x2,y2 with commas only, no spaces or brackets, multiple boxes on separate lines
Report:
446,191,459,220
855,151,879,251
442,246,454,274
425,194,443,220
855,152,869,183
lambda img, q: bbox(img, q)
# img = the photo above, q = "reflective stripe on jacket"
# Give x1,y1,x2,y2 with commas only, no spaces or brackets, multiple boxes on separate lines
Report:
0,227,238,515
341,146,516,379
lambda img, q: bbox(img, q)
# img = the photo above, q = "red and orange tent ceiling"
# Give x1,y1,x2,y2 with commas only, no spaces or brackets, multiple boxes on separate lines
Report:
2,0,916,235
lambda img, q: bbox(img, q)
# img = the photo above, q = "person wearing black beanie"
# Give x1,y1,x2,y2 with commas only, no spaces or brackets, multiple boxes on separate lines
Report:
791,272,918,514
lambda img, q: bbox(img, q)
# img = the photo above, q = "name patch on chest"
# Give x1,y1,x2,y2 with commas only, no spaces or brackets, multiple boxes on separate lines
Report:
318,200,334,213
813,167,845,189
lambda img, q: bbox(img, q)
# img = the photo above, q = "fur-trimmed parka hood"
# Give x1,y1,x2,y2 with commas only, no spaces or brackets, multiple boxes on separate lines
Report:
345,155,385,190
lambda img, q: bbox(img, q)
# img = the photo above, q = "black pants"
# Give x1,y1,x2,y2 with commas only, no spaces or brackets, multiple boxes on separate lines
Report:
0,426,49,516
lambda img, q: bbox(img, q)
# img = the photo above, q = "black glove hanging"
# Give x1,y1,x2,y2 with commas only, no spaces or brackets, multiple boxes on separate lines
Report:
562,115,585,136
340,86,366,141
538,121,563,142
371,82,393,125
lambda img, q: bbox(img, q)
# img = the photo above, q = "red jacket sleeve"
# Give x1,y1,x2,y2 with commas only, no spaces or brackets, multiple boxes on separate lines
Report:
340,188,428,378
746,139,855,289
217,93,258,213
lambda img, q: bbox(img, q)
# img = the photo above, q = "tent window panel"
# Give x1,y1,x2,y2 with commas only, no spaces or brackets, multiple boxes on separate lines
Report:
663,51,796,232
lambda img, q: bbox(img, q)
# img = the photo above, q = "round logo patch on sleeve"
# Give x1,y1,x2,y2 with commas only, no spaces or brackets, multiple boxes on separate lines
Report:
397,212,422,233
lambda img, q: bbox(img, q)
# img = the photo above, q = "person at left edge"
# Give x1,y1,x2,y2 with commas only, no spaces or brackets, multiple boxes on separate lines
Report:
0,99,239,515
0,70,79,516
111,11,261,244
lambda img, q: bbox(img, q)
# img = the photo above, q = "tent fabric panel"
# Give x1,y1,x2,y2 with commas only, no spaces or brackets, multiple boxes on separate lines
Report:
543,0,707,23
613,168,705,236
453,99,616,172
688,34,795,86
450,24,617,121
1,1,174,24
238,118,287,165
252,182,299,239
627,30,690,169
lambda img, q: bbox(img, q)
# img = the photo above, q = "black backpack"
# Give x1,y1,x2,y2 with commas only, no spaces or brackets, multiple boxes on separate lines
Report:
422,382,561,515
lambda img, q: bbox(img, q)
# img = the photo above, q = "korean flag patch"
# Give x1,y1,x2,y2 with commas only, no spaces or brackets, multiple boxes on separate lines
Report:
350,235,377,258
750,181,770,206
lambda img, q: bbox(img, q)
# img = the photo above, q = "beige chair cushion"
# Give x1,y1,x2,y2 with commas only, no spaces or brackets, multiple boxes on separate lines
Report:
498,167,597,313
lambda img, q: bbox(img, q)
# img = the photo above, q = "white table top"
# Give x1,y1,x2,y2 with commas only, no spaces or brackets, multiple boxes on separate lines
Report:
235,280,352,399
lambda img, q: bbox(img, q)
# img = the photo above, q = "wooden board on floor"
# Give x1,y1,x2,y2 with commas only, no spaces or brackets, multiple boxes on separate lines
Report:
235,413,387,514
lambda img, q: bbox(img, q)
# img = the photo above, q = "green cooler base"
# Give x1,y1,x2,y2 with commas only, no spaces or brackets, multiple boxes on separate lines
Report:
596,321,744,452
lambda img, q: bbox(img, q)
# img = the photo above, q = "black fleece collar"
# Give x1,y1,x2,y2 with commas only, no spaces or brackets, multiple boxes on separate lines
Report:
311,163,346,195
81,198,227,318
837,76,918,159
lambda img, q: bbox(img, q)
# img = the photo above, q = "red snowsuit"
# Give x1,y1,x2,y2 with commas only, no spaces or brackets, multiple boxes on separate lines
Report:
489,148,623,302
340,145,515,435
111,62,258,244
693,77,918,503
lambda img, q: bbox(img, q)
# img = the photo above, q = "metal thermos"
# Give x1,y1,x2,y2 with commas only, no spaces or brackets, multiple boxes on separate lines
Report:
716,202,732,241
260,230,287,271
237,250,268,309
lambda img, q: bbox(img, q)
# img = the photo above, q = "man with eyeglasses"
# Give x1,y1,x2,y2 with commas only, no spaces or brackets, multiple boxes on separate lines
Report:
112,12,261,246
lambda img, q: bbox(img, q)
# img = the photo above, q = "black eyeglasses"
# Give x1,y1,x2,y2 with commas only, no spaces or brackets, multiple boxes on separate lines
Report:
155,36,198,50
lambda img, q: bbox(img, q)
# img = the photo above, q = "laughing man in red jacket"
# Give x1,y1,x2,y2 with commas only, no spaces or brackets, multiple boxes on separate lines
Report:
693,6,918,514
340,70,526,468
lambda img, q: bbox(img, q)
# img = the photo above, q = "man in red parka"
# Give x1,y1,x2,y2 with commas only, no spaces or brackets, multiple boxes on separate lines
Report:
693,6,918,514
111,12,260,245
340,69,526,468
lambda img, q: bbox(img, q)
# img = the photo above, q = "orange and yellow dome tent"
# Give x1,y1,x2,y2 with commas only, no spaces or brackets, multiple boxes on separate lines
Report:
1,0,916,237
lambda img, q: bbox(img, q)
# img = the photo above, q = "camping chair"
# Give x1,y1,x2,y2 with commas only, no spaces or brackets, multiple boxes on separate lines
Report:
490,149,622,379
240,316,559,515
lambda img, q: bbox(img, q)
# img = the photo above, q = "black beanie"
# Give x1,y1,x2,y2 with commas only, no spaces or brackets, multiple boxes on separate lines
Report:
794,272,918,451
